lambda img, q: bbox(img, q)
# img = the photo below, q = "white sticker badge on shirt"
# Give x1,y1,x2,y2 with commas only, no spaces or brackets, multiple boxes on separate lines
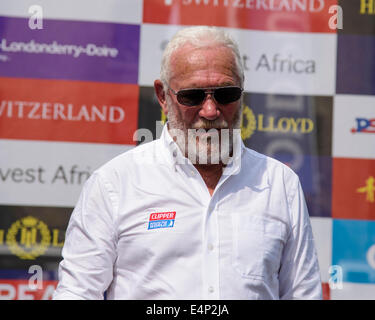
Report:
148,211,176,230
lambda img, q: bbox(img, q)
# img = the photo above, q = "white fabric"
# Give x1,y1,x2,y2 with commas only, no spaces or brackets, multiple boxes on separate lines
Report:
53,124,322,300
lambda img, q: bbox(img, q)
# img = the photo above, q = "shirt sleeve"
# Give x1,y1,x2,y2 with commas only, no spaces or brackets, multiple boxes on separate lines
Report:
53,172,118,300
278,177,323,300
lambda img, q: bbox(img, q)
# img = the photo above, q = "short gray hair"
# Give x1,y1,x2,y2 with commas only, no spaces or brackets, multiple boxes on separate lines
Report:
160,26,244,89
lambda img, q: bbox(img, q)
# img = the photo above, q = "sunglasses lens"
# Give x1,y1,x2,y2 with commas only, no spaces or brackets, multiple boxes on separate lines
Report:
175,87,242,106
177,89,206,106
214,87,242,104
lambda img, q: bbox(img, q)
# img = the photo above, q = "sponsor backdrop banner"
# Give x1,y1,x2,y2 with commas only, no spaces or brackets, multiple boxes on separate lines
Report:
0,0,374,299
333,94,375,159
139,24,337,95
0,77,139,144
0,17,140,83
143,0,337,33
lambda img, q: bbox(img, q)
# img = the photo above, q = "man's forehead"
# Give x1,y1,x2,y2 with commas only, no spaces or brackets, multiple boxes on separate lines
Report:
169,44,239,83
170,43,235,66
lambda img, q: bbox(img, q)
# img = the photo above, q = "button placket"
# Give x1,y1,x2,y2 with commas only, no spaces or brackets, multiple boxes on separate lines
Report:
202,200,220,299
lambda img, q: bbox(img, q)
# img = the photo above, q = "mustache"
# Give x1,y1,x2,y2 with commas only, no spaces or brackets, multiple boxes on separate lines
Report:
191,118,229,130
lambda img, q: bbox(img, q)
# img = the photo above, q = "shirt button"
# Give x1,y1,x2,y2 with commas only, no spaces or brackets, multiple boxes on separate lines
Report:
208,286,214,293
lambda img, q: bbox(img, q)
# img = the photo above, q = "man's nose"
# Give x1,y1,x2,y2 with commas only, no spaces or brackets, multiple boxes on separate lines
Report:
198,94,220,120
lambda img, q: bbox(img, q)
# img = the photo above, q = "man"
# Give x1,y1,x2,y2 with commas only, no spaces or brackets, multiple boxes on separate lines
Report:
53,26,322,300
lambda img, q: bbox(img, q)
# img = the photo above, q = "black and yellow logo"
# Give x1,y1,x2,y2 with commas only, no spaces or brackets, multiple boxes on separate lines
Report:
241,105,314,139
240,105,257,140
5,216,51,260
360,0,375,14
0,216,64,260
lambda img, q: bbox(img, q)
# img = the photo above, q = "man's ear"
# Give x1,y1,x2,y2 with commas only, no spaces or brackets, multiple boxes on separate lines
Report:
154,79,168,116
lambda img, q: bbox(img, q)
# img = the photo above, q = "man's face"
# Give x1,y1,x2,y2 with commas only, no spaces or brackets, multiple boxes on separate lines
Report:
165,44,242,164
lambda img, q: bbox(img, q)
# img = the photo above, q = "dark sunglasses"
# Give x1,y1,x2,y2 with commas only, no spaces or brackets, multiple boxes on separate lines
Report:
168,86,243,106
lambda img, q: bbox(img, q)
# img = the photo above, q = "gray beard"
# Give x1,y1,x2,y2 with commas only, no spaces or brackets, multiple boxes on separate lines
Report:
166,96,242,165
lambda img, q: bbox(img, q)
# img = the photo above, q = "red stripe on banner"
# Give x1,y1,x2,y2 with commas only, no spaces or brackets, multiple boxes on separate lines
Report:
143,0,338,33
322,282,330,300
0,280,58,300
0,77,139,145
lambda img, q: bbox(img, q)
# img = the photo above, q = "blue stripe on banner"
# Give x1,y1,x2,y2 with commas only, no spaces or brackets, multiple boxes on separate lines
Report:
0,269,58,280
332,219,375,284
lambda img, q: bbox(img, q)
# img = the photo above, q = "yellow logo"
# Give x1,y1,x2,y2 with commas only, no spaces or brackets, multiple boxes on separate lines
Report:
241,104,314,139
5,216,51,260
357,176,375,203
241,105,256,140
360,0,375,14
0,216,65,259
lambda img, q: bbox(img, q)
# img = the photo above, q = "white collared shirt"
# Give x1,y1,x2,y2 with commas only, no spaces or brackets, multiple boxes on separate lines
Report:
53,125,322,300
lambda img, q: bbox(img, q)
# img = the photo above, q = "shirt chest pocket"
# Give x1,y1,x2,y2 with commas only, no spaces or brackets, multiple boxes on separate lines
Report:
232,214,287,281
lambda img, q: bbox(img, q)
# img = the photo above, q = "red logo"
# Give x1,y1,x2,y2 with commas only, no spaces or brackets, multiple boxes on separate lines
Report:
148,211,176,229
149,211,176,221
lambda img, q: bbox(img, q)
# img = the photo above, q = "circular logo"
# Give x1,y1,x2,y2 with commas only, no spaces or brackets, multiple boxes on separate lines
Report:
5,216,51,260
241,105,256,140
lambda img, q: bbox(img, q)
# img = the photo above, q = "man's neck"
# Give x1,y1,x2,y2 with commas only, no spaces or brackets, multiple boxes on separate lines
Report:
194,163,224,196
